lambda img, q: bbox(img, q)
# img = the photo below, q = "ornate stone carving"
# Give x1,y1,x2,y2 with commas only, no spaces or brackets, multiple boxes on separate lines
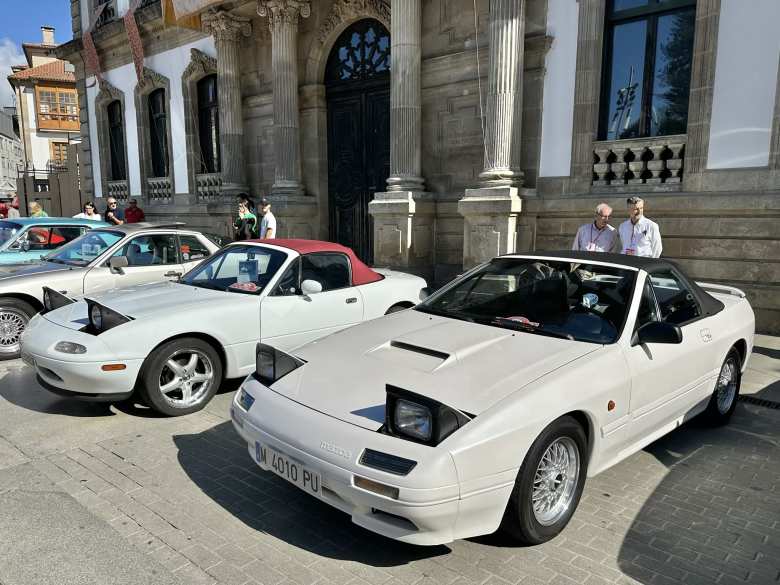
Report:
317,0,390,44
257,0,311,27
136,66,168,94
182,48,217,81
95,78,123,106
202,10,251,42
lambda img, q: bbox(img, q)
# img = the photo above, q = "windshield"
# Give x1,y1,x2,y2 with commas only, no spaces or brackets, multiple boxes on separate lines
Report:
45,230,124,266
0,221,23,248
417,258,637,344
181,244,288,294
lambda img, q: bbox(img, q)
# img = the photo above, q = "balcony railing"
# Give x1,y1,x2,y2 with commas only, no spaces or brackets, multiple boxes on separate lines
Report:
593,135,685,188
195,173,222,202
95,0,117,27
107,180,129,202
146,176,172,204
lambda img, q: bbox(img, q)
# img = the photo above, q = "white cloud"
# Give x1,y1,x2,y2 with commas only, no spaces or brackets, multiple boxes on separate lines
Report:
0,38,25,109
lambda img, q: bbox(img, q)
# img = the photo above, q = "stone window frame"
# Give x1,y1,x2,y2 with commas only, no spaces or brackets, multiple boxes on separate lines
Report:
134,66,175,198
181,48,219,197
94,78,130,198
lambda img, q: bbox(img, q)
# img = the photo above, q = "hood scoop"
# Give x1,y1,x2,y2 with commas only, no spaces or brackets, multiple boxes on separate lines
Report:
389,340,450,361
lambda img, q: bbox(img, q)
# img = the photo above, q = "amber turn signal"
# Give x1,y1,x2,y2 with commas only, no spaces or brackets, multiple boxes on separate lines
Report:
101,364,127,372
353,475,400,500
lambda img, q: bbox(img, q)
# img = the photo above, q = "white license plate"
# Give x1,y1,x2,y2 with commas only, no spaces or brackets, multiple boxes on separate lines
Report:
255,442,321,497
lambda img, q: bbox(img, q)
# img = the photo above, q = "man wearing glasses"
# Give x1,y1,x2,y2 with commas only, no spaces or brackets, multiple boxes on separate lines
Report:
572,202,619,253
618,196,662,258
104,198,125,226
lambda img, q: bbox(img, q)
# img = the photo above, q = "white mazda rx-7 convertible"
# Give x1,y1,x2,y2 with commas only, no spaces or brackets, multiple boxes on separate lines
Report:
19,240,427,416
230,251,755,546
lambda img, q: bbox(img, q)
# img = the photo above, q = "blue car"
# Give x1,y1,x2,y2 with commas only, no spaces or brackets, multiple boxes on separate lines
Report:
0,217,109,265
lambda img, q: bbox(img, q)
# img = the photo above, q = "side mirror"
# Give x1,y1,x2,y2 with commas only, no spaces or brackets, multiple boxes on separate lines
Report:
631,321,682,346
300,279,323,296
109,256,129,274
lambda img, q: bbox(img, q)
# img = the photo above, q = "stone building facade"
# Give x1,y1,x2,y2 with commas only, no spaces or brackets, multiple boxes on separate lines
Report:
0,109,23,198
60,0,780,332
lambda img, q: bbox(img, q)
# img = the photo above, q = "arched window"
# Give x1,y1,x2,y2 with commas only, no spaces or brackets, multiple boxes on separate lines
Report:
325,19,391,84
197,74,220,174
148,88,169,178
107,100,126,181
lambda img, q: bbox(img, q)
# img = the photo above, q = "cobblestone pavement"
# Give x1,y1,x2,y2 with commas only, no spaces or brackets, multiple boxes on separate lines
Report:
0,339,779,585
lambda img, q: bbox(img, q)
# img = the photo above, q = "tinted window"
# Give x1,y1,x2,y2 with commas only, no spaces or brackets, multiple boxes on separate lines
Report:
179,235,211,263
301,254,351,291
650,271,701,325
25,226,85,251
113,234,179,266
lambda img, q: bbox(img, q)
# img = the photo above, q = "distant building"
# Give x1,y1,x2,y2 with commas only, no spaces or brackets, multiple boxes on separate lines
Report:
60,0,780,332
0,108,22,199
7,26,79,188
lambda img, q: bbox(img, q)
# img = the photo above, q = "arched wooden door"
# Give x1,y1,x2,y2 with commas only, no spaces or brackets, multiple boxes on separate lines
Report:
326,19,391,264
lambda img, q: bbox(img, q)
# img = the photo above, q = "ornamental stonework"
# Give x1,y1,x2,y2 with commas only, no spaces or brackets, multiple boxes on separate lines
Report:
202,10,252,42
318,0,390,44
182,48,217,81
257,0,311,27
136,67,168,94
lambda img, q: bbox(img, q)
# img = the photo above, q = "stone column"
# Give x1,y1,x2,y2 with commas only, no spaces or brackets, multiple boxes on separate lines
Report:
202,10,251,196
370,0,432,275
459,0,526,268
258,0,310,196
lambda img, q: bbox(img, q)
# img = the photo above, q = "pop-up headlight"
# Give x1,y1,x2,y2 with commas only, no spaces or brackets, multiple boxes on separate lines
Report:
386,385,472,446
254,343,305,386
41,287,75,314
85,299,132,334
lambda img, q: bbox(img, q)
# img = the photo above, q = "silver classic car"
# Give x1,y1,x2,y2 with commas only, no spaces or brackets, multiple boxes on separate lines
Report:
0,223,221,359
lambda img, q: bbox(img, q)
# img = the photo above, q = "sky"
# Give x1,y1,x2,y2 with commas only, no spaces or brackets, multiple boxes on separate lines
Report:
0,0,73,108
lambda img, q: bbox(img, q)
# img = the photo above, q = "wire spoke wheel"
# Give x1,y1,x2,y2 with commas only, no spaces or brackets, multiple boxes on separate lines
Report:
715,356,738,414
0,309,28,355
158,348,214,409
531,437,580,526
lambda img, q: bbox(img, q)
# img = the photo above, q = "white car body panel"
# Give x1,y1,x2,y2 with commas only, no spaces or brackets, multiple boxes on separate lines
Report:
230,254,755,546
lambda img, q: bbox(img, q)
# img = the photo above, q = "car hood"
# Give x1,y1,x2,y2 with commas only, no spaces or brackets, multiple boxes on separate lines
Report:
0,261,74,280
43,281,230,331
271,309,601,431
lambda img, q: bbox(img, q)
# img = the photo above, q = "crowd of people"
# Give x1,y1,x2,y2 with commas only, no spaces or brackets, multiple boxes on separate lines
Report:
233,193,276,241
572,196,662,258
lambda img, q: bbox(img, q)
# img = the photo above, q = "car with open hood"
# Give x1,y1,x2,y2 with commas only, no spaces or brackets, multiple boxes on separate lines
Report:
0,223,220,359
0,217,108,265
20,239,428,415
229,251,754,546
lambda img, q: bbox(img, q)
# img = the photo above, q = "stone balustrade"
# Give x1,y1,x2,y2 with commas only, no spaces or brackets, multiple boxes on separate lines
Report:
593,135,685,188
106,180,129,202
146,177,172,203
195,173,222,202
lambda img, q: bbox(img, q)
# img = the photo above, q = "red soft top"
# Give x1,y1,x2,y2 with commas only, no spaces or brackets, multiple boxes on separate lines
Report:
245,239,383,286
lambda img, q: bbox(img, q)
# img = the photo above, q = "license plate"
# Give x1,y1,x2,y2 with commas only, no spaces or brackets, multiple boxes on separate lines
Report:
21,352,35,368
255,442,321,497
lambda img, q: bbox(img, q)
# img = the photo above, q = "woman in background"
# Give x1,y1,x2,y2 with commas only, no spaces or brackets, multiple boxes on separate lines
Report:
29,201,48,218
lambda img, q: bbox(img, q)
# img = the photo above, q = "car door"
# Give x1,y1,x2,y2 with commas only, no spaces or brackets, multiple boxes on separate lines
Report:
261,252,365,350
82,232,185,294
624,270,715,441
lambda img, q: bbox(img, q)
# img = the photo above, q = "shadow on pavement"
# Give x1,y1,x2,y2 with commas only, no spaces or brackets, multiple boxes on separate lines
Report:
617,404,780,584
173,421,451,567
752,345,780,361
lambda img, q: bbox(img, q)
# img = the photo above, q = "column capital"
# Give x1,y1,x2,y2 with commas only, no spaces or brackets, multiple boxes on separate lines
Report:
202,10,252,42
257,0,311,27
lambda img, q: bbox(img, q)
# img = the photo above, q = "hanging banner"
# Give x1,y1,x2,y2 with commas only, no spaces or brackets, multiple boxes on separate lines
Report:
162,0,205,30
169,0,224,18
124,0,145,81
82,2,108,80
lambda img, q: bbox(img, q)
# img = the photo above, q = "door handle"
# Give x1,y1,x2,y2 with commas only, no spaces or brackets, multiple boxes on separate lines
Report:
165,271,182,278
346,297,358,304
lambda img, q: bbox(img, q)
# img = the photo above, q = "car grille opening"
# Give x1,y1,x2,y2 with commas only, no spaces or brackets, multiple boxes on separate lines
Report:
39,367,63,382
371,508,418,531
359,449,417,476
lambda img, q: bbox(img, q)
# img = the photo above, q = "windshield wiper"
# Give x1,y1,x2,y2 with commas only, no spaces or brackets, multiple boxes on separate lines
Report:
45,258,70,265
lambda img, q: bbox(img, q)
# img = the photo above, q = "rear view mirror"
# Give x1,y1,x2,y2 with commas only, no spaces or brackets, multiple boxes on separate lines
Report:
631,321,682,346
109,256,129,274
301,279,323,296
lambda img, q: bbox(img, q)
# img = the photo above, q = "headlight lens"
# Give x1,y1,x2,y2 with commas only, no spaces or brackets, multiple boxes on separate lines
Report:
54,341,87,354
393,400,432,442
254,343,305,386
90,304,103,330
41,287,75,315
86,299,131,334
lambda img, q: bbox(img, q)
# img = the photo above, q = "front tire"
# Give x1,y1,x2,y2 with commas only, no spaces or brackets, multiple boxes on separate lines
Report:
500,416,588,544
702,348,741,426
0,298,36,361
138,338,223,416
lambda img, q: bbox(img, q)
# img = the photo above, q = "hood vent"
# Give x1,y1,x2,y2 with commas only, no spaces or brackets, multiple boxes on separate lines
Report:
389,340,450,361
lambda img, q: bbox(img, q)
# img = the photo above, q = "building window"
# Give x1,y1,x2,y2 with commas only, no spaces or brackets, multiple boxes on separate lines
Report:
325,19,391,83
599,0,696,140
50,141,68,169
35,86,79,131
107,100,127,181
148,88,169,178
197,74,220,174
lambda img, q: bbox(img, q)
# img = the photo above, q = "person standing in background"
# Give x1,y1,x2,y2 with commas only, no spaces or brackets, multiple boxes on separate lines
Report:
104,197,124,225
572,202,618,253
619,196,663,258
124,199,145,223
7,196,20,219
73,201,101,221
29,201,47,217
234,201,258,241
258,198,276,239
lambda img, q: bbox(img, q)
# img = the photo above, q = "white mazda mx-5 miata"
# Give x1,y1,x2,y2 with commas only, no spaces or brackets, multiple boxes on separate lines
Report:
230,252,754,546
19,239,427,415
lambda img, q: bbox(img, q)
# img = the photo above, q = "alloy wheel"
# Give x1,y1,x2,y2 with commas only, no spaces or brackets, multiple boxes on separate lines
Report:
158,348,215,409
531,436,580,526
0,309,28,355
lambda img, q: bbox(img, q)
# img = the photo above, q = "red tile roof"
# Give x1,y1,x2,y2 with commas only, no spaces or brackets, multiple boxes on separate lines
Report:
8,60,75,84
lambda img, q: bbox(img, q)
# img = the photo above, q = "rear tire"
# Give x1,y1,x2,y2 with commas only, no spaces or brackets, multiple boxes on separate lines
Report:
0,298,36,361
500,415,588,544
138,337,223,416
702,348,741,426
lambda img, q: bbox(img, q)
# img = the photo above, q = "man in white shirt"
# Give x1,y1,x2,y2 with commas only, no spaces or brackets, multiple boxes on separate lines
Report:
618,196,662,258
572,202,618,253
258,198,276,239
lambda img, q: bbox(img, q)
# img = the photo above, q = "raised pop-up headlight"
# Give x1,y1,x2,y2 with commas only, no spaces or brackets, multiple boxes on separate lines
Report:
386,385,472,446
85,299,132,334
41,286,75,314
255,343,305,386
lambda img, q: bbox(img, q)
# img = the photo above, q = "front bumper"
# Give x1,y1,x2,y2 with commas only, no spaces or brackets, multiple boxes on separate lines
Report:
231,376,514,546
20,315,143,398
